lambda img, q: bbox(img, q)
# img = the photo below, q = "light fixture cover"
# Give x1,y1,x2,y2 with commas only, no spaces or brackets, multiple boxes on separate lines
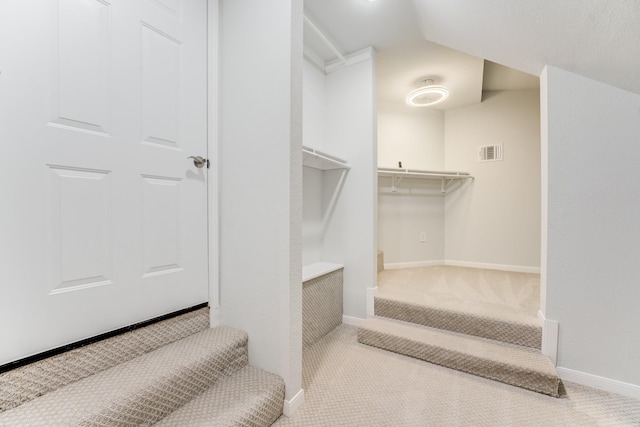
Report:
406,84,449,107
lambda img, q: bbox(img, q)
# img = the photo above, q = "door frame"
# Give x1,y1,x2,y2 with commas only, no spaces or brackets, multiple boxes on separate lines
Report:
207,0,220,325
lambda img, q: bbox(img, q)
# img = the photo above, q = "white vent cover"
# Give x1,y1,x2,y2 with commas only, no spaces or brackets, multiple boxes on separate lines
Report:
478,144,503,162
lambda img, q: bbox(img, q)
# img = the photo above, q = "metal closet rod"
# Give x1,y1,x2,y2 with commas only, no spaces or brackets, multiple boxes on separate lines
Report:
378,167,472,178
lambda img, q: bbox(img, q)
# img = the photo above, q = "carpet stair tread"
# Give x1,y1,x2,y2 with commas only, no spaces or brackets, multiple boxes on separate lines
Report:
0,307,210,412
156,365,285,427
0,326,249,426
375,295,542,349
358,316,560,397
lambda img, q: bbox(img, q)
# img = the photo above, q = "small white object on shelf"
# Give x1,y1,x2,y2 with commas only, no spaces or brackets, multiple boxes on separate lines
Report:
302,262,344,282
303,146,351,170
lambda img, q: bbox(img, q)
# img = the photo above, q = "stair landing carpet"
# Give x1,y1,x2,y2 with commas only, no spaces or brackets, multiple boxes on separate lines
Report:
358,316,560,397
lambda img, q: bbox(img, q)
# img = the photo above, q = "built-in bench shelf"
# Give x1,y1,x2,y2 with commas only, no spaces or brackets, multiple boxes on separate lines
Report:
302,262,344,348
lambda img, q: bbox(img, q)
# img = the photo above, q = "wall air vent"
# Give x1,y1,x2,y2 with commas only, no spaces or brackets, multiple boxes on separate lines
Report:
478,144,503,162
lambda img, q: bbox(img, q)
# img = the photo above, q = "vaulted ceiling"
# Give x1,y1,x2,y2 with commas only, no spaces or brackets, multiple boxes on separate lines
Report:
304,0,640,109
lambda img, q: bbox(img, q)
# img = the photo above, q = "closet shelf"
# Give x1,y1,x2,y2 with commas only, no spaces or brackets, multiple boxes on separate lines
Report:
378,167,473,194
302,262,344,282
303,146,351,170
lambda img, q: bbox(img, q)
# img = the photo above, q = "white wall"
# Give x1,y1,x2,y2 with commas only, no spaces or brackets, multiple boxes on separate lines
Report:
378,101,445,170
543,65,640,387
302,61,325,266
302,167,323,266
320,53,377,320
444,90,541,270
218,0,303,406
377,101,445,265
303,61,325,150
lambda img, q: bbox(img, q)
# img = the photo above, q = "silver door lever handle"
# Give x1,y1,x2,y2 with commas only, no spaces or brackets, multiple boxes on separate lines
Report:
188,156,208,168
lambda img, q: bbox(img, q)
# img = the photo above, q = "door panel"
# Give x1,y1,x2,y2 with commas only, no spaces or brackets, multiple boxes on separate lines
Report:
48,165,113,293
0,0,208,365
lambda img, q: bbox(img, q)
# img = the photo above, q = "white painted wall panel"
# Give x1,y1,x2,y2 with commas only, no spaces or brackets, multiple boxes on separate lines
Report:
377,100,444,170
322,56,377,320
302,60,325,150
302,167,323,266
444,90,541,269
543,66,640,387
377,100,445,264
378,183,444,264
219,0,303,404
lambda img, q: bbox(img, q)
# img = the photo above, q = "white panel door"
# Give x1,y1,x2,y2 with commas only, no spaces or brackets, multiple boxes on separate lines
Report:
0,0,208,364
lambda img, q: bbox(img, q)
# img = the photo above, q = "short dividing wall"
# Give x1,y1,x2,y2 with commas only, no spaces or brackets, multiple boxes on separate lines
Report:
302,268,343,349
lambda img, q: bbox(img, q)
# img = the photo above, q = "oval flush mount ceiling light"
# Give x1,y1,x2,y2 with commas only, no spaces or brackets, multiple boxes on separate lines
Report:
406,79,449,107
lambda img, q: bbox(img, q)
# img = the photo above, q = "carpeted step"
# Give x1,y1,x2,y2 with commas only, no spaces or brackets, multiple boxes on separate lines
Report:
0,326,248,426
156,365,285,426
0,307,210,412
375,296,542,349
358,317,560,397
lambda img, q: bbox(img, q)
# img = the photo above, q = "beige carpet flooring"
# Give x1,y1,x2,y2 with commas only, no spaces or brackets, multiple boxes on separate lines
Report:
275,325,640,426
377,266,541,322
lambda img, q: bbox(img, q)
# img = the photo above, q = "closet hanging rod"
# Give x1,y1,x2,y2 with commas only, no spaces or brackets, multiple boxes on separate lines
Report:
378,167,471,179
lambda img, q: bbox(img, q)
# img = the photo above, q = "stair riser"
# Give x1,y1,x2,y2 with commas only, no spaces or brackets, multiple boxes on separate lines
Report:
155,365,285,426
376,298,541,349
358,328,559,397
0,307,210,412
0,327,250,425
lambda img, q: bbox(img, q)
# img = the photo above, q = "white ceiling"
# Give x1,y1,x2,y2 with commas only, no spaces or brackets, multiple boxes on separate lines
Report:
414,0,640,96
304,0,640,108
375,39,484,110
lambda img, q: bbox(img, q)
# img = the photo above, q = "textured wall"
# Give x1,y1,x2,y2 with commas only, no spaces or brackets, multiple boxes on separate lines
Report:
543,65,640,386
413,0,640,96
218,0,302,402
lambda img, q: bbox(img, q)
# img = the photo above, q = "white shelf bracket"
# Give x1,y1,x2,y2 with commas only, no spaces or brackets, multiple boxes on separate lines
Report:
391,174,404,192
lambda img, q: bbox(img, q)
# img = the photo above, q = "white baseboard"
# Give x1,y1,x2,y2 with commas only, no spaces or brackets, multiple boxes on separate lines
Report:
283,388,305,417
384,260,444,270
383,259,540,274
538,310,558,365
557,367,640,400
209,305,222,327
444,259,540,274
342,315,366,327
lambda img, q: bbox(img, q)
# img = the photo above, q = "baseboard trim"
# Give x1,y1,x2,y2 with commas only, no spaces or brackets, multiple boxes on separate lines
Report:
342,315,366,327
384,260,444,270
383,259,540,273
283,388,305,417
538,310,558,365
556,367,640,400
444,260,540,274
209,305,222,327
